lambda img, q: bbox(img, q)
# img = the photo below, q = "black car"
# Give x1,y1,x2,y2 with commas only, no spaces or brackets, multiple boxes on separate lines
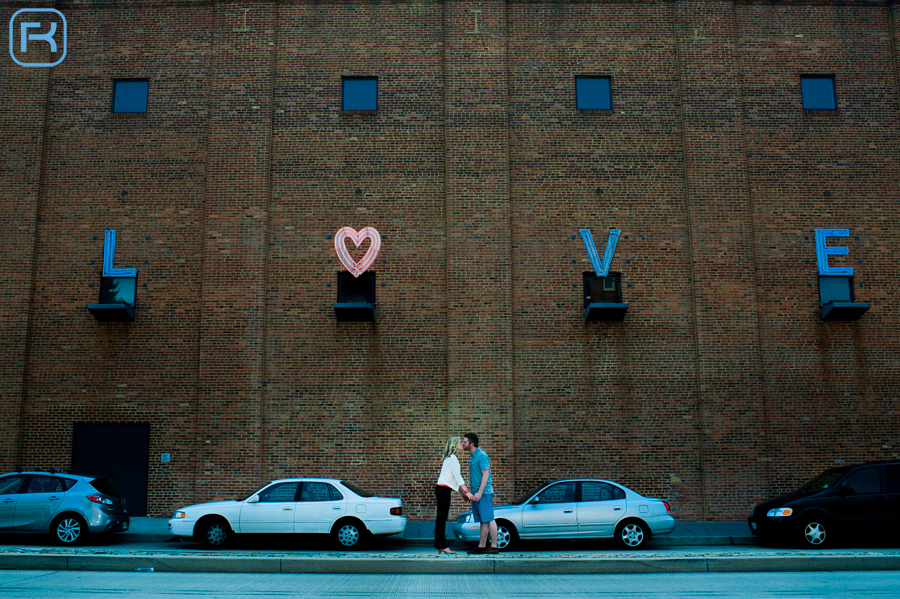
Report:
748,461,900,547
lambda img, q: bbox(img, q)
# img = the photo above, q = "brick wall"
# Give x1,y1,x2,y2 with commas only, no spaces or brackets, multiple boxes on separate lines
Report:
1,0,898,521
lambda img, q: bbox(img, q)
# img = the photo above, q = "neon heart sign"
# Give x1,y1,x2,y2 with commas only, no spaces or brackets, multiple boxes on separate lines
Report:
334,227,382,278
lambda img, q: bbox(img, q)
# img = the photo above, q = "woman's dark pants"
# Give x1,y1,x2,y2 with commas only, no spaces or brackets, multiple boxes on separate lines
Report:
434,485,452,550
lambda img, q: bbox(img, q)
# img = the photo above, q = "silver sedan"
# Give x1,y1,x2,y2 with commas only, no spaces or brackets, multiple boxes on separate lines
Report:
452,479,675,550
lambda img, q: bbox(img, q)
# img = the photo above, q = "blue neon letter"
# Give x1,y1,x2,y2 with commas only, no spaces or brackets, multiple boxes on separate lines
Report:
102,230,137,277
814,229,853,276
580,229,621,277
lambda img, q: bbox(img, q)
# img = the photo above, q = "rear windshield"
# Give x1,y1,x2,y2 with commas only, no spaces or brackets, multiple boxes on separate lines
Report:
798,467,852,493
88,478,122,497
340,481,374,498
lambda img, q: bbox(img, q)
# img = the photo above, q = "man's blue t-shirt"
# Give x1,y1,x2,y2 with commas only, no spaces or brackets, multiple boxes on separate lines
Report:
469,447,494,496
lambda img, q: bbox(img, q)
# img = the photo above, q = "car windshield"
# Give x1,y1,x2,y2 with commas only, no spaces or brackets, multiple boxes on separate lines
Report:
514,482,553,505
341,481,374,498
798,467,852,493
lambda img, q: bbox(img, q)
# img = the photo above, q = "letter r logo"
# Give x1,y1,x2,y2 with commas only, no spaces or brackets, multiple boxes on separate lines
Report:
9,9,66,67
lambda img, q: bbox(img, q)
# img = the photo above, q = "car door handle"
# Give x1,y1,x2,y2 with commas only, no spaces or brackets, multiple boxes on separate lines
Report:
283,507,292,511
1,499,14,504
613,507,623,510
47,496,60,501
563,509,573,513
333,507,342,510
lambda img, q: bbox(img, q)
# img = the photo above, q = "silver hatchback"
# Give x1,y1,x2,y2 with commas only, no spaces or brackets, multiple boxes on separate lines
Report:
0,471,129,545
452,479,675,550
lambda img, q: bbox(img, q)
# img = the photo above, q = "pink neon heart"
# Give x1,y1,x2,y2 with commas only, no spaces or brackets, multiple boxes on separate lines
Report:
334,227,382,278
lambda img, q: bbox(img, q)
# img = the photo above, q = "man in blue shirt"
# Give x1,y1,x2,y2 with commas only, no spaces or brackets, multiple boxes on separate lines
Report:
461,432,498,554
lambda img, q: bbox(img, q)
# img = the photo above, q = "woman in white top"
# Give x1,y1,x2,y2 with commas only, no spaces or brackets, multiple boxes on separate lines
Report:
435,436,471,554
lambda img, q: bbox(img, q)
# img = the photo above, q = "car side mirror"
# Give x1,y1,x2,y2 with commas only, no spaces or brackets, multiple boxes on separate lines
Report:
246,495,260,504
528,496,540,505
839,485,853,496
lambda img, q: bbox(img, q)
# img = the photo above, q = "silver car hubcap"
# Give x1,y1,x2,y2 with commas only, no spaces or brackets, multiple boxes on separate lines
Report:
338,525,359,546
804,522,826,545
57,519,81,543
207,523,227,546
496,527,510,549
622,523,644,547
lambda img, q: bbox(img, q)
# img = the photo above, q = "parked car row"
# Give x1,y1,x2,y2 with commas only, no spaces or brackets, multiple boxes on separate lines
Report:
1,460,898,550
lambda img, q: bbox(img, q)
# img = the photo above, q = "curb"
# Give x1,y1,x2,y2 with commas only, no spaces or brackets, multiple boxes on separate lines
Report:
119,534,757,548
0,553,897,575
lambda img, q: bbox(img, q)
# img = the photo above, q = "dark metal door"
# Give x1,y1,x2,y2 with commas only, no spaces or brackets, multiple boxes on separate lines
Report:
72,423,150,516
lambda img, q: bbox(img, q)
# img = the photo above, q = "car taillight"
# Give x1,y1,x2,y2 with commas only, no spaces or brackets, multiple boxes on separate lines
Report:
87,495,113,506
662,500,671,513
390,507,402,516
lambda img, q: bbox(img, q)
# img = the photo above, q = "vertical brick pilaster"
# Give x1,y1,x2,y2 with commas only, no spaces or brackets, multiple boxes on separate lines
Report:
444,0,514,499
196,1,275,501
673,0,768,518
892,1,900,116
0,12,49,469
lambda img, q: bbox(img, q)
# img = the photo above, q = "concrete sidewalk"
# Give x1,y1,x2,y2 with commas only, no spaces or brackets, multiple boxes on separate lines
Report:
0,518,896,574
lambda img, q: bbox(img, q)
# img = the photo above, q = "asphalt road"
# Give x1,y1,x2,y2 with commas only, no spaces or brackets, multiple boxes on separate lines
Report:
0,571,899,598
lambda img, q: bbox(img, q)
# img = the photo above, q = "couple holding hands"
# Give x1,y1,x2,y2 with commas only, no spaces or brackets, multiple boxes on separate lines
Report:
434,433,498,555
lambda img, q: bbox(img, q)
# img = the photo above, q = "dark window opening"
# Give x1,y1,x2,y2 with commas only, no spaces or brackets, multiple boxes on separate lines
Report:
337,271,375,304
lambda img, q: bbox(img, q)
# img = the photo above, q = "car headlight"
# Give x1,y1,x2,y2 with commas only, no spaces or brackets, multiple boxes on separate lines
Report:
457,513,472,524
173,511,187,519
766,507,793,517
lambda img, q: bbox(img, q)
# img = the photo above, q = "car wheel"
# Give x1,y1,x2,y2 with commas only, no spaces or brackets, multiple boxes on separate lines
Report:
333,520,366,550
51,514,87,546
800,517,831,548
616,520,648,549
198,518,231,549
495,521,518,551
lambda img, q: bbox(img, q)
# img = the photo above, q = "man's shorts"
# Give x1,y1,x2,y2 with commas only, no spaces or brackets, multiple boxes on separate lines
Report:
471,494,494,523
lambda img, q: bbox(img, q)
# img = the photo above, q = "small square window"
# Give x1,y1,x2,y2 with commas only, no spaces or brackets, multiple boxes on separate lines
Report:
576,76,612,111
342,78,378,111
801,76,836,110
112,79,149,113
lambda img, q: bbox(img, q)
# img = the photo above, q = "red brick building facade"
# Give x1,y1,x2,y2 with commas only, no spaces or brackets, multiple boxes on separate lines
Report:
2,0,899,520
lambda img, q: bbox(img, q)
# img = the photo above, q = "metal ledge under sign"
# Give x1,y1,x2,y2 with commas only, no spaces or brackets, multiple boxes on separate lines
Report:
334,302,375,322
585,302,628,322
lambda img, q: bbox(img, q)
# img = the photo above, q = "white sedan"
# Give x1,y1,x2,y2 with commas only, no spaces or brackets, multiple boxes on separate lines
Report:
168,478,406,549
452,478,675,550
